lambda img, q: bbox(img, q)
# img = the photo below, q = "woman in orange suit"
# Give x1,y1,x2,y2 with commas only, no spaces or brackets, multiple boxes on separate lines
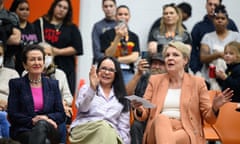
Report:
132,41,233,144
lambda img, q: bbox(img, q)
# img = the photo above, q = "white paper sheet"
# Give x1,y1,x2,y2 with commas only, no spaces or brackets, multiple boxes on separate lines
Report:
125,95,156,108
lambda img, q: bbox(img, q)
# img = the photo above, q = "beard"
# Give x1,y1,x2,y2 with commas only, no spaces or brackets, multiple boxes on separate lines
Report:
150,69,165,75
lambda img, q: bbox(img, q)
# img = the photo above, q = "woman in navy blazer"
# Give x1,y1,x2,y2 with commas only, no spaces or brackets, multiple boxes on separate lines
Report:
7,44,65,144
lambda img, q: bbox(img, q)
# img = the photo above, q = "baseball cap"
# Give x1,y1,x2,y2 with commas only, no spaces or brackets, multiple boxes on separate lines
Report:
151,53,164,63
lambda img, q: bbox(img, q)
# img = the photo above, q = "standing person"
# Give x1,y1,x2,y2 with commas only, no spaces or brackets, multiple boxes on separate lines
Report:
33,0,83,95
148,3,191,54
216,41,240,110
190,0,238,74
0,43,19,138
0,0,21,69
92,0,117,64
131,41,233,144
200,5,240,90
148,2,192,39
69,56,130,144
7,44,65,144
9,0,38,75
100,5,140,84
126,53,166,144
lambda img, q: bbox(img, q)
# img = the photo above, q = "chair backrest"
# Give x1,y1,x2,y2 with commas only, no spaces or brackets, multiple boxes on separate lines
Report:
213,101,240,144
203,90,221,141
71,78,85,121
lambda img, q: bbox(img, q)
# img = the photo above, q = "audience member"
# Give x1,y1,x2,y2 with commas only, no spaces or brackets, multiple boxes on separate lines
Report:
216,41,240,110
200,5,240,90
190,0,238,74
131,41,233,144
148,2,192,39
0,43,19,138
147,3,191,54
100,5,140,84
22,45,72,143
69,56,130,144
0,0,21,68
33,0,83,95
92,0,117,64
127,53,166,144
7,44,65,144
9,0,39,75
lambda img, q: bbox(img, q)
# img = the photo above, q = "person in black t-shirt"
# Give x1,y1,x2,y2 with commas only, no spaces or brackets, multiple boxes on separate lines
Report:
33,0,83,95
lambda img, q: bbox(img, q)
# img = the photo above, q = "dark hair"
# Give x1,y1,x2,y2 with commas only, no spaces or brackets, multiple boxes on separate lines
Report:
116,5,130,14
102,0,116,5
22,44,45,64
97,56,130,112
207,0,222,4
214,4,228,19
177,2,192,17
44,0,73,25
9,0,29,12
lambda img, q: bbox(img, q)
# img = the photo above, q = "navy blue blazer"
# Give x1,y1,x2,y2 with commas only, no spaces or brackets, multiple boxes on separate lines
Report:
7,75,65,138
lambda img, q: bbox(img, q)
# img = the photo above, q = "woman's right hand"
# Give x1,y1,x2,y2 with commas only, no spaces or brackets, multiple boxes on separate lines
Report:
32,115,57,129
89,65,99,91
131,100,143,111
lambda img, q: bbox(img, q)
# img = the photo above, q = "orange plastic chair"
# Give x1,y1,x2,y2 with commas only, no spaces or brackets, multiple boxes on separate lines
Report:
213,101,240,144
71,78,85,121
203,90,221,142
66,78,85,144
204,90,240,144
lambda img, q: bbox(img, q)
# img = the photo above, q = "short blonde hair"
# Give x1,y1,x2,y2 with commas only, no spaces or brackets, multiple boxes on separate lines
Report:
162,41,191,60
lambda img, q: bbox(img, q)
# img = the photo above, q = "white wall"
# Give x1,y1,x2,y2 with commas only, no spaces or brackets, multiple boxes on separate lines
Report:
77,0,240,85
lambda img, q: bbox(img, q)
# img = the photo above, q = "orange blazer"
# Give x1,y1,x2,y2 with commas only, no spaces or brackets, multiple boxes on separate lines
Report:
135,73,217,144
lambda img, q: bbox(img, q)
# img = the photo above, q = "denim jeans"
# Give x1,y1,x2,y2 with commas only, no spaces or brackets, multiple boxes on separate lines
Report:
0,111,10,138
121,69,134,85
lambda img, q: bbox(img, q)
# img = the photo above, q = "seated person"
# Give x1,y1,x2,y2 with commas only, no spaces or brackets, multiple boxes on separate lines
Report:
69,56,130,144
0,43,19,138
126,53,166,144
132,41,233,144
7,44,65,144
22,45,73,143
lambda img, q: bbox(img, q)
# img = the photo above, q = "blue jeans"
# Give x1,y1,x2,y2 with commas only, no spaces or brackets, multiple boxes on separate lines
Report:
0,111,10,138
121,69,134,84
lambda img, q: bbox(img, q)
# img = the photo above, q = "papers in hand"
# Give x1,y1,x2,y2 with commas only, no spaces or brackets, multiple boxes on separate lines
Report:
125,95,156,108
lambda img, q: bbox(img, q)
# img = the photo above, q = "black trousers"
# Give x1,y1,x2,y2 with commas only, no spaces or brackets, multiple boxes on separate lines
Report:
130,120,146,144
15,120,60,144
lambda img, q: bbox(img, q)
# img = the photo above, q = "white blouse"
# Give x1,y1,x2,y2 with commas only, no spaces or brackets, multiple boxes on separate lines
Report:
161,88,181,119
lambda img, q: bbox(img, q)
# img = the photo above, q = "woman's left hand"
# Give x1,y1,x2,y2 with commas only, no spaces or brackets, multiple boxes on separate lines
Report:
212,88,233,112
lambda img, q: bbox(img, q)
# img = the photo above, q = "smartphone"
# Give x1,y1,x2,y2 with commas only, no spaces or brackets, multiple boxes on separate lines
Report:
141,51,151,68
116,20,125,28
141,51,150,60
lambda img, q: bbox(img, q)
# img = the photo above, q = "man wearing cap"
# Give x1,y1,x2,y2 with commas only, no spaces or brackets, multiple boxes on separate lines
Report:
126,53,166,144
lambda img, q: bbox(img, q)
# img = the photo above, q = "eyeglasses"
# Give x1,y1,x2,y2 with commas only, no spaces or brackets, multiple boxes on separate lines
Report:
99,66,116,73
